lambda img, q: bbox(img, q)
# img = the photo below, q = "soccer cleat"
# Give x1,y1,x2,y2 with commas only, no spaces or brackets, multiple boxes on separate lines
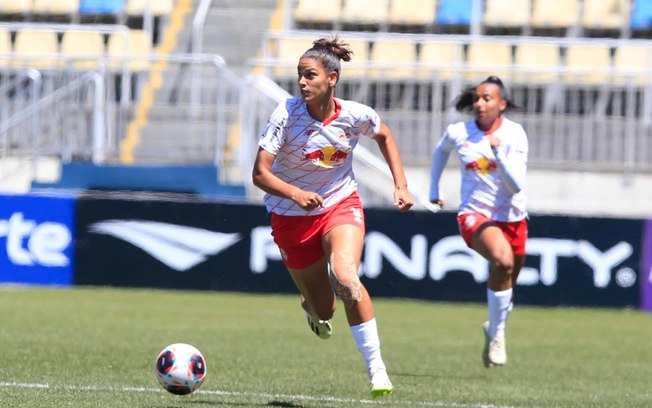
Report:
482,321,507,367
369,369,393,398
305,311,332,340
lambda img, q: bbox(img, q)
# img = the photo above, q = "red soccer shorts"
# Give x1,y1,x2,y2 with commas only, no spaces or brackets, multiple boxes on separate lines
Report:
270,192,366,269
457,212,528,256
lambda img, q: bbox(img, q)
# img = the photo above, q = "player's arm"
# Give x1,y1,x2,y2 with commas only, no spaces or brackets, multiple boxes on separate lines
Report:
252,147,323,211
429,132,453,207
489,133,527,194
372,122,414,212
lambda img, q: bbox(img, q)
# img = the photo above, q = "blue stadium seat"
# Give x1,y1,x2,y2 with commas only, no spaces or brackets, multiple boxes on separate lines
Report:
631,0,652,30
436,0,475,25
79,0,125,15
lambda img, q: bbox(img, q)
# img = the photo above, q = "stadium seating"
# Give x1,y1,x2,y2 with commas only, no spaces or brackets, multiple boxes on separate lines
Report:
60,30,106,70
340,0,389,30
107,29,153,72
368,38,418,79
13,28,61,69
32,0,80,20
0,28,10,67
79,0,126,14
562,43,612,85
387,0,437,31
125,0,174,17
0,0,31,14
612,43,651,85
581,0,630,36
512,42,560,84
417,40,463,80
630,0,652,34
436,0,476,32
530,0,580,34
464,40,513,81
483,0,531,34
270,35,314,77
292,0,342,28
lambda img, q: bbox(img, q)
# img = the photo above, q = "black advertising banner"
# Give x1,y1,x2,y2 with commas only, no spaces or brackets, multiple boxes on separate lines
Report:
74,194,293,293
362,210,642,308
75,194,643,308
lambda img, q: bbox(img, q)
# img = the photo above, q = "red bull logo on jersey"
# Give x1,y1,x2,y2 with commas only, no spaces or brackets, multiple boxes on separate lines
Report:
303,146,350,168
465,157,497,175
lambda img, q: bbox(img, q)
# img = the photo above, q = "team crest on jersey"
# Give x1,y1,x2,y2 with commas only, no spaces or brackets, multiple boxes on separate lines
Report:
465,157,497,175
302,145,350,168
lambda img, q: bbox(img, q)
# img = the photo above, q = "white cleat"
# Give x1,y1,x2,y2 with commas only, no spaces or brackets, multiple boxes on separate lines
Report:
305,311,332,340
483,321,507,367
370,369,393,398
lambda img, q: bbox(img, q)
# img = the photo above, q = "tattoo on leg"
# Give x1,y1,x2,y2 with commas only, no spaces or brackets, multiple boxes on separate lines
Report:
329,251,362,306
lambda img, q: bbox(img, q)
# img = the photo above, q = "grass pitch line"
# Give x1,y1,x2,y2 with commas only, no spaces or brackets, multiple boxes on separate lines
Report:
0,381,517,408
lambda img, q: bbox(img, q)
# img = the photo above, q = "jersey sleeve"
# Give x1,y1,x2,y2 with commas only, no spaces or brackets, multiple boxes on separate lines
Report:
258,101,289,155
356,104,382,137
493,124,528,194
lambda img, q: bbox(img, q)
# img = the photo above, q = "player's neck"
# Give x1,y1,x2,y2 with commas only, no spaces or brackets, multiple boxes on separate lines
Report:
307,97,337,123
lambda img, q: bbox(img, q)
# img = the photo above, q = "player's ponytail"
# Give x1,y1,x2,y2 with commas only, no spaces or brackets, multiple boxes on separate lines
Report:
301,35,354,81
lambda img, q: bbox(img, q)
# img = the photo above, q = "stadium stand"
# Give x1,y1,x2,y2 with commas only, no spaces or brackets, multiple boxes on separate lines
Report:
106,29,152,72
13,28,61,70
512,41,560,84
527,0,581,36
368,37,418,79
270,34,314,77
78,0,125,23
463,39,513,81
417,39,463,80
612,42,650,86
292,0,342,30
630,0,652,37
435,0,476,33
31,0,80,22
340,0,390,31
0,0,32,20
60,29,106,70
581,0,630,38
482,0,531,35
562,43,612,86
387,0,437,33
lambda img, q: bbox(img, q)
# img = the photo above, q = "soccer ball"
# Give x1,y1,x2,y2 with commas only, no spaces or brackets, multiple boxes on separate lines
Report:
154,343,207,395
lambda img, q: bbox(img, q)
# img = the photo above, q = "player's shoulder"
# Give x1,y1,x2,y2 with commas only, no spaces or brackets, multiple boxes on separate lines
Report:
271,97,303,121
445,121,469,137
501,117,527,134
338,98,375,116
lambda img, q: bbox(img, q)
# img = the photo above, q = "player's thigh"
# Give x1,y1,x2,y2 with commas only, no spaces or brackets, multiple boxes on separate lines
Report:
322,224,364,272
472,223,513,265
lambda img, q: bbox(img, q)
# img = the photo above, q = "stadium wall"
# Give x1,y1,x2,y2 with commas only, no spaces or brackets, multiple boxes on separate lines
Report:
0,192,649,311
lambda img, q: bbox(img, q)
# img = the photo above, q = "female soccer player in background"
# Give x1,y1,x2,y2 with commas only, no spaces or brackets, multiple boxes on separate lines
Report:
429,76,528,368
252,35,414,396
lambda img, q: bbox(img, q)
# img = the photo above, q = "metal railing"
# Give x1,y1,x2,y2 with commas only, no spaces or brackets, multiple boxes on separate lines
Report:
255,31,652,174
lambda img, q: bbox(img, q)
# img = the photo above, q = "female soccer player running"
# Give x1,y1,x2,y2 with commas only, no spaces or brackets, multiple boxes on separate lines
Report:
429,76,528,368
252,35,414,396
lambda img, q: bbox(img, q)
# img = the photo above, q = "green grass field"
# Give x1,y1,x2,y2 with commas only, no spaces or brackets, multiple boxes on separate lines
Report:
0,286,650,408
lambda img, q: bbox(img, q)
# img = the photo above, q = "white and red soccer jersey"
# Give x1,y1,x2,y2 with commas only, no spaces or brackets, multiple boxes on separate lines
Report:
429,117,528,222
258,97,381,215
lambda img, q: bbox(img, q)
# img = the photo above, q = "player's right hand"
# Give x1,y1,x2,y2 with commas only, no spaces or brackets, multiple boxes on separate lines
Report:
293,190,324,211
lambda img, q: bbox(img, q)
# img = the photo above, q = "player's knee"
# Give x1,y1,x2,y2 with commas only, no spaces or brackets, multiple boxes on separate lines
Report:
491,251,514,275
328,251,363,306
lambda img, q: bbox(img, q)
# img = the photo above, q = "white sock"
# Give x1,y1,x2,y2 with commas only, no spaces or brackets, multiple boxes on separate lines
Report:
487,288,513,339
350,318,386,377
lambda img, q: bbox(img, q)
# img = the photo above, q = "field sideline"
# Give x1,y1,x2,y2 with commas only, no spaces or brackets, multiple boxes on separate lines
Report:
0,286,650,407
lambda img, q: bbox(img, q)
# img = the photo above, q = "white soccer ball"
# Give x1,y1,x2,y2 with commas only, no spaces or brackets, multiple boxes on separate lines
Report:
154,343,207,395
